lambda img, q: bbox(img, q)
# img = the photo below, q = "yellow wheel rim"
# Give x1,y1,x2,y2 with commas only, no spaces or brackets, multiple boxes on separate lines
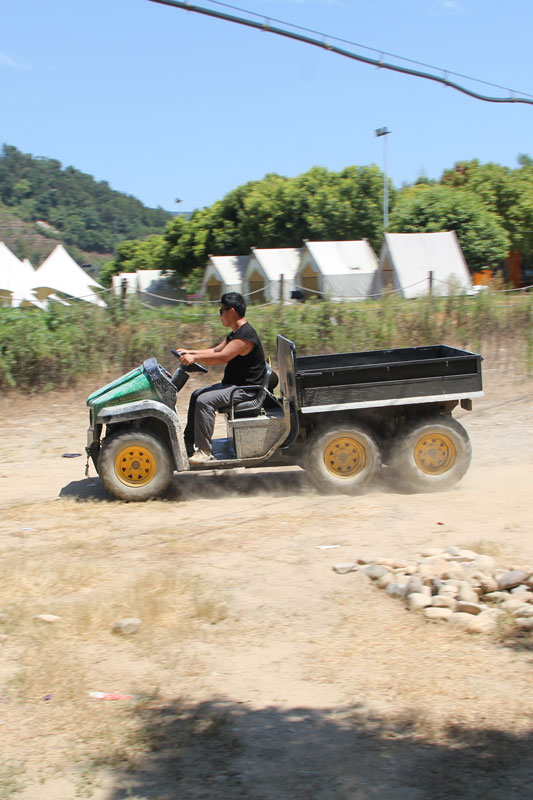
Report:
324,435,366,478
114,444,157,487
414,432,456,475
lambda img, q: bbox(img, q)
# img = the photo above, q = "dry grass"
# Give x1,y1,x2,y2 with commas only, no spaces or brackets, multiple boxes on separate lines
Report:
459,538,503,557
0,526,231,792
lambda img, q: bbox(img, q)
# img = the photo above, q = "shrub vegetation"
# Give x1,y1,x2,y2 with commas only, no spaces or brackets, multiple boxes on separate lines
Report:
1,290,531,392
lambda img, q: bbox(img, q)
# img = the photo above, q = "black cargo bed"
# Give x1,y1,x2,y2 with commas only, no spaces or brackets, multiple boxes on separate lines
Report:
295,345,483,410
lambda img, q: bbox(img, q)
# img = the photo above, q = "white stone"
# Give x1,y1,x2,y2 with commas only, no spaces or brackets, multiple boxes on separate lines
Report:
448,611,495,633
439,586,458,598
424,607,452,622
467,613,498,633
483,591,511,602
392,559,409,569
479,576,499,594
112,618,142,635
472,555,496,572
405,576,424,596
457,582,479,604
445,546,461,556
406,592,432,611
456,601,483,615
419,548,445,557
376,572,394,589
386,582,408,598
498,570,530,591
511,605,533,618
432,595,457,610
363,564,391,580
442,567,466,580
501,597,530,612
457,549,479,560
33,614,62,624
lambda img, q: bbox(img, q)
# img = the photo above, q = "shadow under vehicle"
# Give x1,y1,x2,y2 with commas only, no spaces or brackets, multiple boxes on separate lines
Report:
85,335,483,501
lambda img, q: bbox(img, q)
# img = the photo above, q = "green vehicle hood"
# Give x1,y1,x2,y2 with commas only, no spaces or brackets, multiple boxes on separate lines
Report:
87,364,158,419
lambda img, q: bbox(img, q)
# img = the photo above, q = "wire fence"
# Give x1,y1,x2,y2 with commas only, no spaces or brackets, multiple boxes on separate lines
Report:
113,277,533,312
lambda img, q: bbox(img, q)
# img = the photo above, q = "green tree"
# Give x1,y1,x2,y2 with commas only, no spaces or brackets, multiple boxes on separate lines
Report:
389,185,510,271
440,157,533,258
0,144,173,254
153,164,391,282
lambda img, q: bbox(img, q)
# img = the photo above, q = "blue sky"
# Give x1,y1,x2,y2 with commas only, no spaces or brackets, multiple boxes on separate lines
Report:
2,0,532,212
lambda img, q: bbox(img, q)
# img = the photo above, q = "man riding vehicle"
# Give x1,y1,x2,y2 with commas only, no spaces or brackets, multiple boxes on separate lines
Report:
177,292,266,464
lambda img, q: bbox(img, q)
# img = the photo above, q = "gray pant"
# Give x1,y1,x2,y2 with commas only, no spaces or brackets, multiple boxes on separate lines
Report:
185,382,255,454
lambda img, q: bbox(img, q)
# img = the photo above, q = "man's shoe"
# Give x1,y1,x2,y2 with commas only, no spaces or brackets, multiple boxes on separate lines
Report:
189,449,214,465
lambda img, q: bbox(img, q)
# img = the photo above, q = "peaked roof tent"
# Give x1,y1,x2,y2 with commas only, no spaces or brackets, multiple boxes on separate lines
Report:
378,232,473,298
245,247,302,303
304,240,379,276
136,270,186,305
0,242,47,309
249,247,302,281
31,244,107,307
200,255,248,299
298,240,379,300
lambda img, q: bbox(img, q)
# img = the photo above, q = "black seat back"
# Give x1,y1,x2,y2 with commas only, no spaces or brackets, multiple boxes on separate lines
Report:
227,364,279,419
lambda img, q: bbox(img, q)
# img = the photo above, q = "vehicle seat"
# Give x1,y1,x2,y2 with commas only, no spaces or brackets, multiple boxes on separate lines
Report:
220,365,279,419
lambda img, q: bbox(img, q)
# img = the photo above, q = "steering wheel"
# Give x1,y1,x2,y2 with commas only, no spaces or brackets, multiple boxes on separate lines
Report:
171,348,208,374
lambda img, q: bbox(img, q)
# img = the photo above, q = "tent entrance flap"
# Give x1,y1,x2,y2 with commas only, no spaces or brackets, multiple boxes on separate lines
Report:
248,269,266,304
206,276,222,301
301,262,320,298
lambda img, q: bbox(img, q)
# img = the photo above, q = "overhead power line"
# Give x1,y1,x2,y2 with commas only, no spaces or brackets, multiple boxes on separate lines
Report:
147,0,533,106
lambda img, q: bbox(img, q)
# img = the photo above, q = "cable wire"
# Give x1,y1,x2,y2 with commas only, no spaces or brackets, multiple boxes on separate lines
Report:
147,0,533,105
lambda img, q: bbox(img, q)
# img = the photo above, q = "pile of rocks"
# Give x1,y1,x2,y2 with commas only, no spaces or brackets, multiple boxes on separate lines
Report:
334,546,533,634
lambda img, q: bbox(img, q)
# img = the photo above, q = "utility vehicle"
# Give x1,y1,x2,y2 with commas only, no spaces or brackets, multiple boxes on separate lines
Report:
85,335,483,501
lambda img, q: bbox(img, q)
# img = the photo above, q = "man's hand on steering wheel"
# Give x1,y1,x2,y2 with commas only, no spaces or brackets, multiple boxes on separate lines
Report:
179,352,195,367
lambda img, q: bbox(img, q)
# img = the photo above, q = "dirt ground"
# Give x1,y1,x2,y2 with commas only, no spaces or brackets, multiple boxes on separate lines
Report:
1,358,533,799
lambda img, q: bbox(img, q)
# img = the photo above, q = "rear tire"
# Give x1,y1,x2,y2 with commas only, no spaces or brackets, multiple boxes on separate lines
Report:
388,415,471,492
304,423,381,494
98,430,173,501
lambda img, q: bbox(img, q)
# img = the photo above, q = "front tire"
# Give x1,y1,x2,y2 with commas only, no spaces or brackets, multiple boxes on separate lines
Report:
388,415,471,492
304,423,382,494
98,431,173,501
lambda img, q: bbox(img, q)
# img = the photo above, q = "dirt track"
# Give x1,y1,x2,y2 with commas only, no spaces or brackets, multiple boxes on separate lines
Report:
1,362,533,799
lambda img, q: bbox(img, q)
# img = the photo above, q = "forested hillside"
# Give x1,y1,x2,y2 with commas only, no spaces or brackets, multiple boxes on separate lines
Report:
0,144,173,256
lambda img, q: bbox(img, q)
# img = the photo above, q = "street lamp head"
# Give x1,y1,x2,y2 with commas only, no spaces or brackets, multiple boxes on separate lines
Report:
375,127,391,137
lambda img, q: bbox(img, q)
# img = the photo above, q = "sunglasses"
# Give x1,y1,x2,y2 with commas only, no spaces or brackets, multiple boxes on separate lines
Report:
219,307,231,315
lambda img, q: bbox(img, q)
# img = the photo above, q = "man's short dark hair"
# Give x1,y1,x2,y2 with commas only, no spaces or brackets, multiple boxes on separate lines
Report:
221,292,246,318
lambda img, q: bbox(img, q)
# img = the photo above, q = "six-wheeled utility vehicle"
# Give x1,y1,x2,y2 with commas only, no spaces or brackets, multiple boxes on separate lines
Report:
85,335,483,501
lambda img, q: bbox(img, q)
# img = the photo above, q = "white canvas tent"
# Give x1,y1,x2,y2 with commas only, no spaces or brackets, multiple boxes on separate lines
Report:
0,242,46,309
244,248,302,303
111,270,186,306
31,244,107,307
136,270,186,306
200,255,248,300
377,232,473,298
297,240,379,300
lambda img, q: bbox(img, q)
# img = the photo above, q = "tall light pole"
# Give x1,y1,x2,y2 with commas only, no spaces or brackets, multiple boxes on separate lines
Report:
375,127,391,230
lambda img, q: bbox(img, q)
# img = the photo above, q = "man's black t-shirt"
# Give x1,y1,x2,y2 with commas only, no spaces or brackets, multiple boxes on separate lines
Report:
222,322,266,387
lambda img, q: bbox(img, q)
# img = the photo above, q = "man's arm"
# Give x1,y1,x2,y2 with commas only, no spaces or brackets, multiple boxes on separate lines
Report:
179,337,253,367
